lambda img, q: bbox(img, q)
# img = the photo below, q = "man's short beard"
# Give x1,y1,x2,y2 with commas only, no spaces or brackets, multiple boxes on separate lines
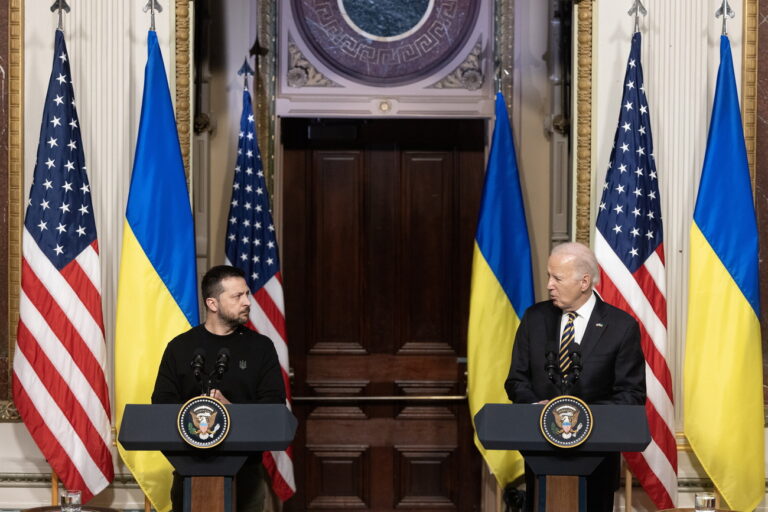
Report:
220,310,249,328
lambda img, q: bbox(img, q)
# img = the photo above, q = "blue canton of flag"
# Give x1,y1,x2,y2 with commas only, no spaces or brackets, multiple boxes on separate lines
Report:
595,33,662,269
225,89,280,290
25,30,96,268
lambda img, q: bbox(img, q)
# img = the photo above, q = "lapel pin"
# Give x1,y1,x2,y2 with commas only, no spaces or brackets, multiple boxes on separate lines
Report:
595,322,604,328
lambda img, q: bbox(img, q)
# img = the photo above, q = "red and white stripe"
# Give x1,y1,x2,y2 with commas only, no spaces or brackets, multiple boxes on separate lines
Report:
595,231,677,508
226,258,296,500
13,228,114,502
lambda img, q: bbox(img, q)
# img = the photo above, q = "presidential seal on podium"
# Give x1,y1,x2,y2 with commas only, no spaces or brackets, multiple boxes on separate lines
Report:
539,395,593,448
177,396,231,448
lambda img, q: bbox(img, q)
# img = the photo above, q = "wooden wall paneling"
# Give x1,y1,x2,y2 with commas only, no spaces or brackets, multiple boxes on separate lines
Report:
393,445,457,508
400,151,455,355
313,150,365,354
365,145,400,355
284,118,483,511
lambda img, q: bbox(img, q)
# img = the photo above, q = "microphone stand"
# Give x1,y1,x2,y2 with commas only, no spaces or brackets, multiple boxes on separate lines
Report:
545,351,557,386
207,350,230,396
190,353,207,396
562,350,582,395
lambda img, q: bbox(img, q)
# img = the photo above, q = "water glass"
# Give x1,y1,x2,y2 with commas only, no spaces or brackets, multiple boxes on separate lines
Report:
694,491,716,512
61,489,81,512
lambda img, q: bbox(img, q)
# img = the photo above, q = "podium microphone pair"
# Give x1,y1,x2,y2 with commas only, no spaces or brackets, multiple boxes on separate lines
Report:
190,348,230,396
544,350,582,393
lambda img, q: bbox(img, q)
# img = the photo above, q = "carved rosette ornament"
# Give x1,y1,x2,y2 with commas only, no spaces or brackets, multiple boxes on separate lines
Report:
428,40,484,90
287,39,341,88
0,400,20,422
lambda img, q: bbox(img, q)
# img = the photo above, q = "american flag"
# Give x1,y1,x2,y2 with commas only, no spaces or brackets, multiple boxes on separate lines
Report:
13,30,113,502
594,32,677,509
224,88,295,500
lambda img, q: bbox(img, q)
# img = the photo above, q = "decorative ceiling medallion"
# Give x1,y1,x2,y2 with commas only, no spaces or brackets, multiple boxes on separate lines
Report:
291,0,480,86
339,0,433,42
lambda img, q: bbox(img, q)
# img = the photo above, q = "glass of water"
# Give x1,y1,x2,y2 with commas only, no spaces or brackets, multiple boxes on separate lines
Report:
694,491,716,512
61,489,81,512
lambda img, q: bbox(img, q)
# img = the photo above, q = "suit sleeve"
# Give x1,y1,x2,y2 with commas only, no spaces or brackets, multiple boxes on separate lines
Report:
504,312,540,403
607,319,646,405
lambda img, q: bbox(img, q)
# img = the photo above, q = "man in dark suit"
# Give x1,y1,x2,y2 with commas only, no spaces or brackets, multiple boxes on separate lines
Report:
505,242,646,512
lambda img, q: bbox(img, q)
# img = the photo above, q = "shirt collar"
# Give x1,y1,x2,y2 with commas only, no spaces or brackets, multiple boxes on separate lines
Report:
571,291,596,321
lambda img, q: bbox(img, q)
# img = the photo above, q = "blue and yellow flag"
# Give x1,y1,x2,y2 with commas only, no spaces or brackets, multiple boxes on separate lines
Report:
684,35,764,512
468,92,535,486
115,31,200,512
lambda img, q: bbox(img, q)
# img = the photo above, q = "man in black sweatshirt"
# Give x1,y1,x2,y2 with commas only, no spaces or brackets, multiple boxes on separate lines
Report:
152,265,285,512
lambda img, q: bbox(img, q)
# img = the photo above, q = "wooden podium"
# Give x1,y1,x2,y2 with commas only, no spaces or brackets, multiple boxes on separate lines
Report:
119,403,297,512
474,403,650,511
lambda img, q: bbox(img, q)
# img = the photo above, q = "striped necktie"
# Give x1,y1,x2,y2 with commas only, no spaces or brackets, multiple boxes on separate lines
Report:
559,312,577,376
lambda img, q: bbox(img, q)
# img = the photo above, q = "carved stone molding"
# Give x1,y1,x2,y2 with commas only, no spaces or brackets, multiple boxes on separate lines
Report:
3,0,24,422
743,0,757,182
255,0,276,196
574,0,593,245
495,0,514,131
287,38,341,88
428,39,484,90
0,472,140,487
175,0,191,176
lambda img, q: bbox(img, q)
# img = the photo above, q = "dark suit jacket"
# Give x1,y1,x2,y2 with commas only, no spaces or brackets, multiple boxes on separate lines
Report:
505,293,646,405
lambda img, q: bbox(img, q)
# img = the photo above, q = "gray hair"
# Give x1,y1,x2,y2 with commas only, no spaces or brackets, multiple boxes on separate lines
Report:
550,242,600,286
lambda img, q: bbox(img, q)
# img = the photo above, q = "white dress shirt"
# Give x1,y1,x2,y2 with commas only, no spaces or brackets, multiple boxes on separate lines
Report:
559,292,596,345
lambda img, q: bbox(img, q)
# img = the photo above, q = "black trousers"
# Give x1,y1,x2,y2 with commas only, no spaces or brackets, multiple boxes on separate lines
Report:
523,453,619,512
171,457,267,512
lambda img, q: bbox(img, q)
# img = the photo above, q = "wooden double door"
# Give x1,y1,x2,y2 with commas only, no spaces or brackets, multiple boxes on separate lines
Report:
282,118,485,511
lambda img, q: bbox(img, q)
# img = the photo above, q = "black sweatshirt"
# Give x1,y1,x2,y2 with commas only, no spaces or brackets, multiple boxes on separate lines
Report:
151,324,285,405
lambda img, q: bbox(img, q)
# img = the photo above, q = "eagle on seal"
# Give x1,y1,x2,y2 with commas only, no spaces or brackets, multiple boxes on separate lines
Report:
552,408,579,435
190,410,218,436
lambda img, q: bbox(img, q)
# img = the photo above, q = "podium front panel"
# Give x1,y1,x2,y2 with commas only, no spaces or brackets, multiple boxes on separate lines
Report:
118,403,297,453
474,403,650,453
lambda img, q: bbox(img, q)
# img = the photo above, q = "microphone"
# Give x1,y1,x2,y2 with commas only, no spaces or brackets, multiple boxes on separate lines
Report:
190,349,206,380
214,348,230,380
190,349,207,395
571,349,582,384
545,351,557,383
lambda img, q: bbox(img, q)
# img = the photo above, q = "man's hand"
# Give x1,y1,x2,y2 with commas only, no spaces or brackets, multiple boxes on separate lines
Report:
209,388,231,404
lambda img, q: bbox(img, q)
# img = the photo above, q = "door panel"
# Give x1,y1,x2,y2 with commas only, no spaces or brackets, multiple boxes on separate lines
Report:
283,119,485,511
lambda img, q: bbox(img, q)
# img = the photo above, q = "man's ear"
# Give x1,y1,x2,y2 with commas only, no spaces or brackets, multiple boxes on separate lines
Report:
205,297,217,313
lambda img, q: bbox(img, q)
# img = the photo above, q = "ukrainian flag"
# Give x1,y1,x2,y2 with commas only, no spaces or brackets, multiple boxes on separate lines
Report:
115,31,199,512
684,35,764,512
468,92,534,486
